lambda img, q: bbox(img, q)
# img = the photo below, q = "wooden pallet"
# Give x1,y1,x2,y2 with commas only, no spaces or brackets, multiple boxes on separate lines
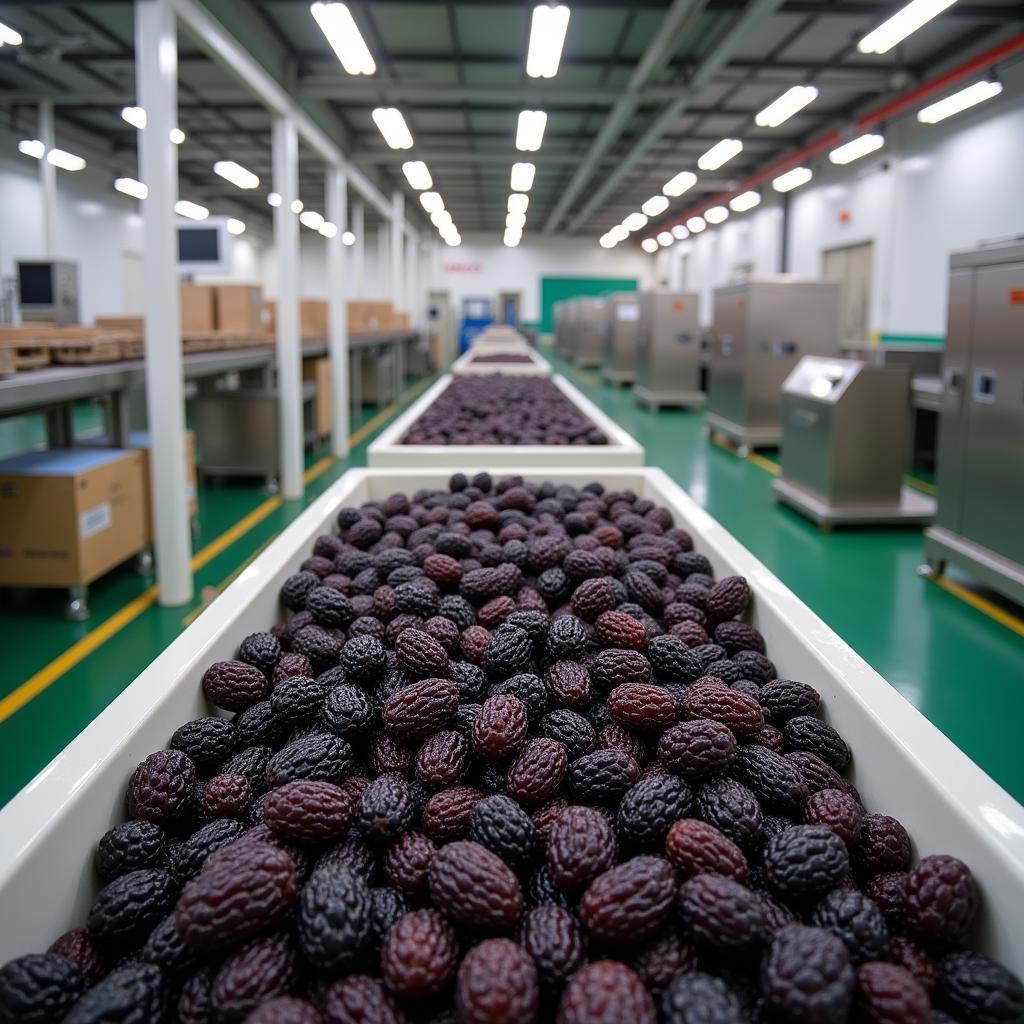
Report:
48,334,129,365
0,344,15,376
0,338,50,370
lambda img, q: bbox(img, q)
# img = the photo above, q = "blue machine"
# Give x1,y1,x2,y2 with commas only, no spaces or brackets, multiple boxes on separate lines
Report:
458,296,494,352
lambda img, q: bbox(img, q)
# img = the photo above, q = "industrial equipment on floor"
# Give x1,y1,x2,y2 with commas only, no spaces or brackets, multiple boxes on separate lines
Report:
634,290,704,411
705,276,842,452
924,241,1024,604
569,297,607,369
773,357,936,527
602,292,640,386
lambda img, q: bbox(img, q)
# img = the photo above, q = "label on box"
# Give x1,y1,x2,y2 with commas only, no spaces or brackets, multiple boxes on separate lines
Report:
616,304,639,321
80,502,112,539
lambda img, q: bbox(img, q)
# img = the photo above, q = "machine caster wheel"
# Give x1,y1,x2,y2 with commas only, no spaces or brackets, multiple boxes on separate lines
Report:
262,477,280,495
191,516,201,539
737,444,751,459
135,548,154,575
65,587,90,622
917,561,943,579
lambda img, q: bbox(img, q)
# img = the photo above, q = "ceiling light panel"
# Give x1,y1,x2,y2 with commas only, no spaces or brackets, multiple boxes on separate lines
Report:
858,0,958,54
516,110,548,152
114,177,148,200
121,106,147,130
342,231,356,245
506,211,526,230
175,200,208,220
829,133,885,165
671,224,690,240
17,139,44,159
214,160,259,189
656,231,674,247
510,162,536,192
772,166,813,192
641,195,670,217
311,2,376,74
705,205,728,224
299,210,325,230
46,149,86,171
402,161,432,190
227,218,246,235
319,221,337,238
0,20,24,46
729,190,761,212
623,212,648,233
169,128,186,145
641,238,659,253
508,193,529,215
420,192,444,213
663,171,697,197
698,139,742,171
372,107,414,150
686,216,706,233
755,85,818,128
526,4,570,79
917,80,1003,123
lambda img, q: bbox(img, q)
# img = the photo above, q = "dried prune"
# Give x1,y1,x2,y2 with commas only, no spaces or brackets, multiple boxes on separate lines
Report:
762,925,854,1023
811,889,891,964
557,961,655,1024
0,953,84,1024
456,939,538,1024
616,774,692,850
127,749,196,826
473,694,529,762
507,738,568,807
170,717,237,771
383,677,458,739
567,748,640,806
355,774,415,842
579,855,676,944
87,869,177,946
202,660,268,712
854,962,930,1024
63,963,166,1024
519,906,585,988
96,820,167,883
763,825,850,903
298,867,372,972
210,931,294,1021
904,854,979,947
658,719,736,781
264,780,354,843
938,950,1024,1024
381,909,458,999
665,819,748,882
469,794,538,870
428,841,523,932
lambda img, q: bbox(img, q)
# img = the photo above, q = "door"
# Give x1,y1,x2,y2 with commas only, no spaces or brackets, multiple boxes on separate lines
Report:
121,251,145,315
498,292,521,326
822,241,872,343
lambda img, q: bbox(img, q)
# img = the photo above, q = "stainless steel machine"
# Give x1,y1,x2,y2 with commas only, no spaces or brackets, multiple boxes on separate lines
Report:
923,241,1024,604
602,292,640,385
573,297,606,369
706,276,841,452
634,290,703,411
17,260,79,324
773,357,935,527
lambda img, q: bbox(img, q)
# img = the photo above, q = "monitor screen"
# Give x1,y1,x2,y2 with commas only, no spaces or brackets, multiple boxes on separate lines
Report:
18,264,54,305
178,227,221,263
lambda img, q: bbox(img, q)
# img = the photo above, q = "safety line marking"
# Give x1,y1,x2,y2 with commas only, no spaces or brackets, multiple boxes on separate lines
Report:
927,574,1024,639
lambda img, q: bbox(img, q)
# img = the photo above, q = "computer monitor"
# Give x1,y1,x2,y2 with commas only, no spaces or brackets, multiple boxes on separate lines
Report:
177,217,230,275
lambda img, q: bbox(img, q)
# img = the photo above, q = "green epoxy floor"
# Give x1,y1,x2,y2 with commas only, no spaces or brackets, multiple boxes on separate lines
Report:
1,358,1022,810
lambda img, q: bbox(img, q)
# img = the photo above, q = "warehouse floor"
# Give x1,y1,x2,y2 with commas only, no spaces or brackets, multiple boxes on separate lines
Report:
1,355,1021,809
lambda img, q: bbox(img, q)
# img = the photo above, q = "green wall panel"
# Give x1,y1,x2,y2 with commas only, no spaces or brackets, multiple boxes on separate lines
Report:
540,276,637,334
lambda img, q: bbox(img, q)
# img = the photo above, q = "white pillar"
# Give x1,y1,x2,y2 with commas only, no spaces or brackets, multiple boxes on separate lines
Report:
272,115,303,500
390,190,404,311
352,201,365,296
377,222,390,300
326,165,350,458
405,230,418,327
136,0,193,606
38,101,57,257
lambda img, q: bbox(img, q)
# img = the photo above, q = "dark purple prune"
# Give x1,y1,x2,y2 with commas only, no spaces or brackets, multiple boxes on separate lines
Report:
483,624,534,679
658,718,736,781
264,779,354,843
210,931,294,1021
557,960,656,1024
235,701,287,749
238,630,282,676
422,786,482,843
705,575,751,620
695,776,763,850
645,634,702,684
629,935,696,995
176,842,297,952
469,793,538,870
607,683,681,731
456,938,538,1024
291,625,343,669
579,855,676,944
854,962,930,1024
322,975,405,1024
489,673,549,725
245,997,322,1024
394,627,449,679
666,819,749,882
713,619,764,654
383,831,435,893
0,953,84,1024
428,841,523,932
450,660,487,702
221,745,274,795
904,854,979,947
265,733,353,788
383,677,459,740
140,913,200,977
270,674,328,725
168,819,246,883
544,660,592,710
519,905,585,988
170,717,236,771
763,825,850,903
811,888,891,964
762,925,854,1023
281,570,320,611
804,788,864,846
678,873,767,952
545,615,589,660
127,749,196,826
63,963,166,1024
381,909,458,999
854,814,912,874
507,738,568,807
594,610,648,649
202,660,269,713
759,679,821,723
540,709,597,761
48,930,105,987
568,748,640,806
659,971,744,1024
416,729,470,788
616,774,692,850
783,715,852,771
320,684,375,740
298,866,373,971
340,635,388,685
473,694,530,762
87,868,177,945
96,820,167,882
938,950,1024,1024
355,773,415,843
731,744,809,811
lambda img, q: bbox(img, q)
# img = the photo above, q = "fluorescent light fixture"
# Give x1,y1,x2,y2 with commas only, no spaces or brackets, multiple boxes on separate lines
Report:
227,218,246,235
641,194,670,217
402,160,432,190
609,224,629,243
441,227,461,245
599,234,617,249
445,235,462,247
508,193,529,215
516,109,548,152
641,238,659,254
755,85,818,128
772,166,812,192
431,209,453,229
46,148,86,171
656,230,674,247
510,162,536,192
175,200,209,220
299,210,325,230
170,128,186,145
0,19,24,46
214,160,259,190
663,170,697,197
17,139,44,159
671,224,690,240
705,205,728,224
526,4,570,79
504,227,523,247
268,192,282,207
622,211,648,233
310,2,376,74
121,105,147,129
114,177,148,200
506,211,526,230
291,199,304,214
730,190,761,212
829,133,885,165
420,192,444,213
372,107,413,150
917,80,1003,123
686,216,706,233
698,138,742,171
858,0,958,54
342,231,356,246
319,221,337,238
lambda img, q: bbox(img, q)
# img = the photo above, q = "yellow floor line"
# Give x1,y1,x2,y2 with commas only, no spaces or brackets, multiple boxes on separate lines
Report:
928,574,1024,639
746,452,782,476
904,474,938,496
0,381,433,726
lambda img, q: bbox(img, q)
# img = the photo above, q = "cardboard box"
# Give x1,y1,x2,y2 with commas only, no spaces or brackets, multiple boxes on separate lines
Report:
348,300,393,334
301,299,329,340
262,300,276,335
303,358,332,438
129,431,198,538
180,284,217,333
0,449,147,588
95,316,145,332
215,285,263,333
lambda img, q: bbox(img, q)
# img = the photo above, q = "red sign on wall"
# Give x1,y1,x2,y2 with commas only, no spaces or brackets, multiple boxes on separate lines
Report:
444,262,483,273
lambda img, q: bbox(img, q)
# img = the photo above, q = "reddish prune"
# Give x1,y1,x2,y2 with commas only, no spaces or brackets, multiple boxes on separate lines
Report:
804,788,863,846
658,718,736,781
456,938,538,1024
381,909,458,999
519,906,585,988
854,814,912,874
202,659,268,712
210,931,294,1021
422,786,483,843
557,961,656,1024
507,738,568,807
607,683,681,731
383,831,436,893
428,841,523,932
322,975,405,1024
473,694,529,762
579,855,676,944
245,997,322,1024
127,749,196,826
263,780,354,843
855,962,930,1024
904,854,979,947
383,678,458,740
665,819,748,882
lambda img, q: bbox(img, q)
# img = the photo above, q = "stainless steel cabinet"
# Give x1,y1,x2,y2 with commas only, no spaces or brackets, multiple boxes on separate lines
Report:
706,276,841,450
925,243,1024,602
634,291,703,411
601,293,640,385
573,297,606,368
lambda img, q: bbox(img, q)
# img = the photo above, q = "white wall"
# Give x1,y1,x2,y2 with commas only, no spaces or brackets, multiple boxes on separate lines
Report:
0,128,266,325
674,61,1024,339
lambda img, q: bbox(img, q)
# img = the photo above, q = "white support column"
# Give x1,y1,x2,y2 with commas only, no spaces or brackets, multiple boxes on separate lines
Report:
272,114,303,500
136,0,193,607
352,201,365,296
377,222,390,300
38,101,57,257
405,230,418,328
390,190,404,311
326,165,350,458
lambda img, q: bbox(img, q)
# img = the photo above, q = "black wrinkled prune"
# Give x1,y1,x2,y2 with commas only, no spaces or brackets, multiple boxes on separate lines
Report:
0,953,84,1024
731,744,809,811
488,673,549,725
265,733,353,789
169,717,236,771
270,675,328,726
938,950,1024,1024
469,793,538,870
280,571,319,611
646,634,702,683
678,874,767,952
695,776,763,851
140,913,200,977
64,963,166,1024
168,819,246,883
762,925,854,1023
340,635,388,684
616,774,692,850
763,825,850,902
86,869,177,945
541,709,597,760
483,624,534,679
235,701,287,749
306,586,354,628
568,748,641,806
759,679,820,722
320,684,375,739
355,773,415,842
298,867,373,971
220,745,274,794
783,716,852,772
660,970,744,1024
545,615,589,660
96,820,167,883
811,888,890,965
